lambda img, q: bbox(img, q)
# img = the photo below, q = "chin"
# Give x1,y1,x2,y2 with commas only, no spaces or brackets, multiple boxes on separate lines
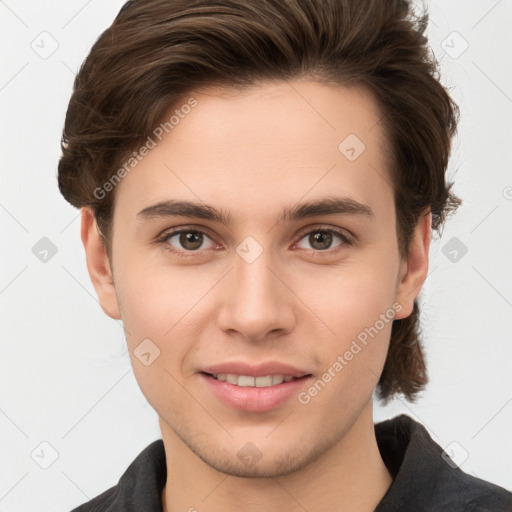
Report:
191,437,330,479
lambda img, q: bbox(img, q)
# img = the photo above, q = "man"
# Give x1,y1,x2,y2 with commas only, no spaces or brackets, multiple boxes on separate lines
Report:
58,0,512,510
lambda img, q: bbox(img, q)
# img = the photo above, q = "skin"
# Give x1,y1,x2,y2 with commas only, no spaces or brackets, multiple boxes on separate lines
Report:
81,79,431,511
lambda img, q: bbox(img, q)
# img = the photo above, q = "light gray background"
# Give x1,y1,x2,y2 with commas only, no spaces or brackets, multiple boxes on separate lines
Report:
1,1,511,510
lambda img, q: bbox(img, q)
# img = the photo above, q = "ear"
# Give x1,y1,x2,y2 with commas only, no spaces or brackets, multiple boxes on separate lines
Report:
80,207,121,320
394,209,432,320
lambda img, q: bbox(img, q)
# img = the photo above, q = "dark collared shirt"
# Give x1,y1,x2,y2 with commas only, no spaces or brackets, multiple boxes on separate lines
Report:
70,414,512,511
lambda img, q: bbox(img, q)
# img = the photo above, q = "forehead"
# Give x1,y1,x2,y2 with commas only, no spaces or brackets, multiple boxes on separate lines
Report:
172,80,387,164
113,79,394,225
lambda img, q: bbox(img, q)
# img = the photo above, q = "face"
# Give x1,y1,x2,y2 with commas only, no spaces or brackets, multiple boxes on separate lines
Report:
83,79,430,478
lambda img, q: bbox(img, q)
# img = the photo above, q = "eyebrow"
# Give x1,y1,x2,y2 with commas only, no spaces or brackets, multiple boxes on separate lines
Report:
136,197,374,225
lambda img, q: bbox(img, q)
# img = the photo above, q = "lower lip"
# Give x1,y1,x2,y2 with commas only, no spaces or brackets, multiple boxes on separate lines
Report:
200,373,312,412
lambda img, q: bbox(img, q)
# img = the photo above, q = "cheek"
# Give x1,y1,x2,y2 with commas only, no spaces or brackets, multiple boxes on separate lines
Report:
295,251,399,394
299,251,398,338
114,261,211,378
115,258,193,335
115,267,201,411
303,274,396,414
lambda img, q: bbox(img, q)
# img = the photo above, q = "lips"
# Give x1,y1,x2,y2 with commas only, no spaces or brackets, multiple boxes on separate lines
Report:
199,361,313,412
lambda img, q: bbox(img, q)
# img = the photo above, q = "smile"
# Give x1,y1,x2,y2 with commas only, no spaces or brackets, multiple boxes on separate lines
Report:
208,373,303,387
201,371,313,412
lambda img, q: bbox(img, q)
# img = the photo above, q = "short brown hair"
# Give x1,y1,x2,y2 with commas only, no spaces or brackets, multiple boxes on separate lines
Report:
58,0,462,403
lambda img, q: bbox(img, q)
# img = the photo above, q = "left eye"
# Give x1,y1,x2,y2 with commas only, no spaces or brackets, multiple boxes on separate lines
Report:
295,229,350,251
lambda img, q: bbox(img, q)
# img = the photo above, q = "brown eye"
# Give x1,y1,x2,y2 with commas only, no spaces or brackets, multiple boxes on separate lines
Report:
296,228,349,251
164,230,216,252
308,231,333,250
179,231,203,250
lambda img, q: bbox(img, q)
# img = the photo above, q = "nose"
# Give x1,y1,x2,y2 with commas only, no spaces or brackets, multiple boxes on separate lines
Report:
216,247,296,343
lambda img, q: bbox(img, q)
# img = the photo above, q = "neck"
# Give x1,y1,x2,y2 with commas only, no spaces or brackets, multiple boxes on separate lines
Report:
161,402,392,512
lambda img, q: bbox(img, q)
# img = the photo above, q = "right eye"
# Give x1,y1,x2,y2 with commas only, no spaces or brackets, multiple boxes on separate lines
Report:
158,228,220,257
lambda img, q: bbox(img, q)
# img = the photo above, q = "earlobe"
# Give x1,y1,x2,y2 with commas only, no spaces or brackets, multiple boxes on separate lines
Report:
394,210,432,320
80,207,121,320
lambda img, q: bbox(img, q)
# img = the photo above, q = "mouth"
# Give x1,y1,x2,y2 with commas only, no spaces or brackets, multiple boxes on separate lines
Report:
200,370,313,412
202,372,311,388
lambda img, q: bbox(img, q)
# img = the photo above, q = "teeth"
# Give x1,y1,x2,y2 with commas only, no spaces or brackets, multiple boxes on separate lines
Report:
272,375,284,385
211,374,300,387
238,375,255,387
226,374,238,385
256,376,273,387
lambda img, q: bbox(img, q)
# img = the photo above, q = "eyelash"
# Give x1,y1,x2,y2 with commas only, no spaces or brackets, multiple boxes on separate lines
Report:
155,225,353,259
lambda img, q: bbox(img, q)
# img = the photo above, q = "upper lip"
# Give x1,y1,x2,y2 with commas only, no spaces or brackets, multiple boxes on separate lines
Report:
201,361,311,378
